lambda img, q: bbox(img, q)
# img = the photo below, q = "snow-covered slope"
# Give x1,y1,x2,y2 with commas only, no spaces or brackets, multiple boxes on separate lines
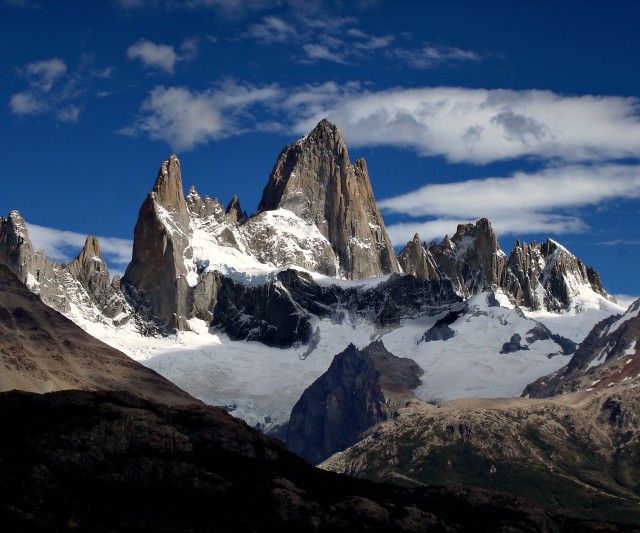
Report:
66,279,623,432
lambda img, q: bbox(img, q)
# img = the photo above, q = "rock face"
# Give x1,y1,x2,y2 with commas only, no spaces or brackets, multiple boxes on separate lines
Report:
397,233,441,281
525,299,640,398
505,238,612,311
0,211,126,321
123,154,193,330
65,236,126,318
258,119,400,279
401,218,615,311
0,264,195,406
427,218,507,298
322,387,640,526
0,389,597,533
286,341,422,465
212,270,461,348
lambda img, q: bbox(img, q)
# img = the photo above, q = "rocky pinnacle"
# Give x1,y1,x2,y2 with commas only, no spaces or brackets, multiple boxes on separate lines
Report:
258,119,399,279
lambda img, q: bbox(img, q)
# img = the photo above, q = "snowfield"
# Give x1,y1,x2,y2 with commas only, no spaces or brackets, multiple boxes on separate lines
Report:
67,273,625,432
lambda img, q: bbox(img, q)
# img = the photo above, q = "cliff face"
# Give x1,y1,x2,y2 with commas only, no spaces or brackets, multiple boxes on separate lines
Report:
123,154,194,330
396,218,615,312
397,233,441,281
427,218,508,298
286,341,422,465
258,119,399,279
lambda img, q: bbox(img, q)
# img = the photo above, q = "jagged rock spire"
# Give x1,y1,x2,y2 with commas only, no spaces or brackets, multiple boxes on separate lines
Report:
65,236,124,317
152,154,189,227
123,155,192,329
258,119,399,279
428,218,507,298
397,233,441,281
225,195,247,224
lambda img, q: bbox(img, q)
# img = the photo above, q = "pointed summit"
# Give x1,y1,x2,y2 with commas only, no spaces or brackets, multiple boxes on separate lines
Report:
397,233,440,281
66,236,125,318
123,155,193,329
151,154,189,229
429,218,507,298
257,119,399,279
154,154,184,209
225,195,247,224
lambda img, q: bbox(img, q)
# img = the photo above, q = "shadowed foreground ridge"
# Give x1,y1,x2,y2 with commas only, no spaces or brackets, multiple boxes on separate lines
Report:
0,389,624,532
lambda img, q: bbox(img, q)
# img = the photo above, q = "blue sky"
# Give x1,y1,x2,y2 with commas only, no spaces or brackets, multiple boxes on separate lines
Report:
2,0,639,304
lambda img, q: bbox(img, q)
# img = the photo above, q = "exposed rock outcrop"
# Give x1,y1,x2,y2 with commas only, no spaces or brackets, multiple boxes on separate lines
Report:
428,218,507,298
0,211,126,320
212,270,461,348
123,154,193,330
506,238,612,311
258,119,400,279
286,341,422,465
65,236,126,318
409,218,615,312
397,233,441,281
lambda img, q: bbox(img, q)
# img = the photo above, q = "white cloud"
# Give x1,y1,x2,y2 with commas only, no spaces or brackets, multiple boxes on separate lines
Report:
123,80,282,150
378,163,640,246
27,223,132,274
126,37,199,74
284,85,640,164
127,39,178,74
242,13,393,64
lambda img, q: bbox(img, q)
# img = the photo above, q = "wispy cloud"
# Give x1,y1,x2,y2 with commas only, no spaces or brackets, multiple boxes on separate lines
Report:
9,56,112,122
244,13,393,64
245,15,297,44
284,84,640,164
302,44,349,64
598,238,640,246
377,163,640,246
390,44,480,69
27,223,132,275
124,81,640,166
126,37,199,74
121,79,281,150
9,58,67,115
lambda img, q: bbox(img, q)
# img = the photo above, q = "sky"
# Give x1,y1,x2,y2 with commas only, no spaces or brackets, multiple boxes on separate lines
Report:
2,0,639,304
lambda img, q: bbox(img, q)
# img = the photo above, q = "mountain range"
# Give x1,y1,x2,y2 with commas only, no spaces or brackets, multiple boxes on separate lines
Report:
1,119,638,528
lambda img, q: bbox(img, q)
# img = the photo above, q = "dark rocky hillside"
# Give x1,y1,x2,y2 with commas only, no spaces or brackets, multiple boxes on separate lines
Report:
0,389,626,533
